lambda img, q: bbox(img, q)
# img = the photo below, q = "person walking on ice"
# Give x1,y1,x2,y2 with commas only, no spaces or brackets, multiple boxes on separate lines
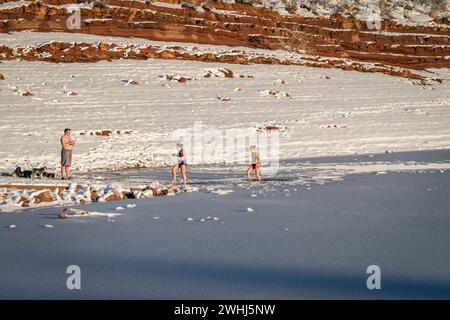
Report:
60,128,75,180
246,145,261,181
171,143,188,189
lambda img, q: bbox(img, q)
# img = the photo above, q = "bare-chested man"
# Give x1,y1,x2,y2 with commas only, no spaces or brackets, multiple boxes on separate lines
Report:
60,128,75,180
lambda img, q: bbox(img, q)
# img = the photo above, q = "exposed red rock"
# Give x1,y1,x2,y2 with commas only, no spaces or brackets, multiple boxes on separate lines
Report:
80,129,131,136
33,190,53,204
90,187,99,202
20,196,30,207
58,212,69,219
105,191,122,201
177,76,189,83
258,125,286,132
220,68,234,78
0,1,448,80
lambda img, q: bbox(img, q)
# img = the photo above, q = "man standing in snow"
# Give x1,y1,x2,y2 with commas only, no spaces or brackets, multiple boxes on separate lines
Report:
60,128,75,180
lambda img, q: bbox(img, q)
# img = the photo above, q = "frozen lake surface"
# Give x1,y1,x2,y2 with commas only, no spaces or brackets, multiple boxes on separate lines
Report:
0,150,449,299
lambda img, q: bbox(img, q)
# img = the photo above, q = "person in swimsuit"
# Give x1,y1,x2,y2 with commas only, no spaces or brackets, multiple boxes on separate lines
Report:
246,145,261,181
60,128,75,180
171,143,188,188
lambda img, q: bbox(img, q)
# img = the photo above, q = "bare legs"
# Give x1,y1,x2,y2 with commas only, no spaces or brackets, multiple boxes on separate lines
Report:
246,166,252,181
180,164,187,188
172,164,187,188
61,166,71,179
246,165,261,181
255,166,261,181
171,164,179,184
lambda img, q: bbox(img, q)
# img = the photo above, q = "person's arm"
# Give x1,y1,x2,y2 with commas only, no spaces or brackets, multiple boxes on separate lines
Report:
256,152,261,165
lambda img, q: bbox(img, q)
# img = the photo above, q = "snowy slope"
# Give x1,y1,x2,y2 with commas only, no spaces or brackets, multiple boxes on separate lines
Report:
260,0,449,26
1,33,449,174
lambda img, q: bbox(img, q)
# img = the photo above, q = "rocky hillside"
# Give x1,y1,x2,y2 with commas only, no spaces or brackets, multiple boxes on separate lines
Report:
0,0,449,71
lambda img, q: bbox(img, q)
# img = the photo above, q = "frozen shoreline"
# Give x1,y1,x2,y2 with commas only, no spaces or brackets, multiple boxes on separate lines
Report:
2,149,450,213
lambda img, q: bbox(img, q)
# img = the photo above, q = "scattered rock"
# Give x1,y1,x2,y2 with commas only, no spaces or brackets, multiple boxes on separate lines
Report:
0,73,4,80
121,191,134,199
20,196,30,207
162,74,192,83
220,68,233,78
257,125,287,132
34,191,53,204
58,213,69,219
320,124,347,129
8,224,16,229
21,91,33,96
203,68,233,78
67,91,78,96
105,191,123,201
247,207,254,213
260,90,290,99
90,187,99,202
177,76,190,83
95,130,112,136
80,129,131,137
124,79,139,85
217,95,231,102
62,207,89,216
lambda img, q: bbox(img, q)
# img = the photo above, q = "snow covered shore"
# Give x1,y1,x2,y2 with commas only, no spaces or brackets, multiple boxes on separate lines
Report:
1,56,449,174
